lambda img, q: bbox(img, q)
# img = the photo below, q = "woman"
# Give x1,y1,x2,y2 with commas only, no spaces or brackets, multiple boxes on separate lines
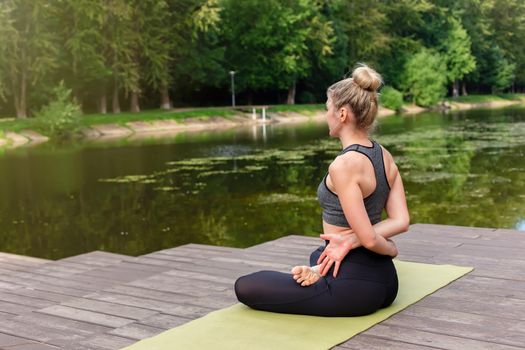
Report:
234,63,410,317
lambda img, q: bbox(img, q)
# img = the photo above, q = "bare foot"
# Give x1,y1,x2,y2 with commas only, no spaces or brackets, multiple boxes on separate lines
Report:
290,265,321,287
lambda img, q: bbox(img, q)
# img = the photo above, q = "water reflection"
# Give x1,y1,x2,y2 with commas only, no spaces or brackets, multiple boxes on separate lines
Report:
516,219,525,231
1,106,524,259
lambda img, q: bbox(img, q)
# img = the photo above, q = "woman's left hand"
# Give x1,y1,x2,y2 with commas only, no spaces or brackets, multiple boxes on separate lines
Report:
316,232,358,278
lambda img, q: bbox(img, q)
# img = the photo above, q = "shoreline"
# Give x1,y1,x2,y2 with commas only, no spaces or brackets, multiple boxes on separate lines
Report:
1,98,523,150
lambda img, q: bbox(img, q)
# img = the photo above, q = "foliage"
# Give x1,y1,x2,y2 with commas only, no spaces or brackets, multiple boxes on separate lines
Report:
441,17,476,84
0,0,525,118
487,45,516,93
220,0,334,93
401,49,448,107
379,86,404,111
34,82,82,138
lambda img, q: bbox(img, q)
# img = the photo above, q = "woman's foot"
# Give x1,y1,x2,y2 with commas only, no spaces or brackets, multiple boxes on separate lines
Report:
291,265,321,287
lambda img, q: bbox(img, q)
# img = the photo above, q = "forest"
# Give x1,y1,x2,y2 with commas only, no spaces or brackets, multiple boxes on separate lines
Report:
0,0,524,119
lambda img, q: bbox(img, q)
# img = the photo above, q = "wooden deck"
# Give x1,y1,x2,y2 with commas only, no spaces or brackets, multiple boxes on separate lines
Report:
0,223,523,349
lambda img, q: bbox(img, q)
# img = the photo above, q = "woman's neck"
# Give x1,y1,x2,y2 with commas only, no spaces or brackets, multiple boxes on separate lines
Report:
339,129,371,149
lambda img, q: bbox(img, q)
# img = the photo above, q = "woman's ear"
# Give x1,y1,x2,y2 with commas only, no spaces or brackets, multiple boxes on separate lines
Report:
339,106,348,123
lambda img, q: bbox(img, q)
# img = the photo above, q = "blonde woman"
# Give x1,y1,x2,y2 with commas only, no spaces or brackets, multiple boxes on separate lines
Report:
234,64,410,316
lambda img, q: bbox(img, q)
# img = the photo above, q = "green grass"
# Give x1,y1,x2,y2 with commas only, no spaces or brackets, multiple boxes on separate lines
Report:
0,104,327,134
2,96,523,136
79,107,239,127
0,107,240,134
0,118,39,133
446,93,525,103
267,104,325,113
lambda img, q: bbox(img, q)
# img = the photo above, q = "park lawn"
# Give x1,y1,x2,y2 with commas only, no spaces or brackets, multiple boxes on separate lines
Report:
267,103,325,114
445,93,525,103
77,107,238,127
0,107,239,134
0,104,326,134
0,96,523,135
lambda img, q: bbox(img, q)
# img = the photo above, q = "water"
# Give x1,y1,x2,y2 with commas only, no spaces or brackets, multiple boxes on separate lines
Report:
1,106,524,260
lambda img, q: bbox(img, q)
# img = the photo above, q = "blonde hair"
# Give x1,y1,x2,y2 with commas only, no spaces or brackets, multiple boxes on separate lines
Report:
327,63,383,134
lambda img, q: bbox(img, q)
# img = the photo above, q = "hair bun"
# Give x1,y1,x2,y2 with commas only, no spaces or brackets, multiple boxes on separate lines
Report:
352,63,383,92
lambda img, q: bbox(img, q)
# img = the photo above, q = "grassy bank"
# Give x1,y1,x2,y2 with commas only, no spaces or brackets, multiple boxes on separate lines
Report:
0,104,326,134
0,107,239,134
445,93,525,103
1,95,524,136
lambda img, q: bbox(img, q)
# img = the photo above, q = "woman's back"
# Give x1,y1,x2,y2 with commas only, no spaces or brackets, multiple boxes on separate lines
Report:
317,139,392,227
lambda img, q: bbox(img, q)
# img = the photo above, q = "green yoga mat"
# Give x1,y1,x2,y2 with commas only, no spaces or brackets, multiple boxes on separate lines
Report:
121,259,473,350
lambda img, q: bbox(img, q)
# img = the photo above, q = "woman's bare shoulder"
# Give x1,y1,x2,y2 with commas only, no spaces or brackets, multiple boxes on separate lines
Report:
379,144,400,185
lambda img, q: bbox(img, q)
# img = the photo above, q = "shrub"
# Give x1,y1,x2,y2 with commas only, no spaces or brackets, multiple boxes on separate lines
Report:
35,81,82,138
400,49,448,107
379,86,404,111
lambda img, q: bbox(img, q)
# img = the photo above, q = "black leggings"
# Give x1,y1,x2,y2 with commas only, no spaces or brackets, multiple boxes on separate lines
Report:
234,243,398,317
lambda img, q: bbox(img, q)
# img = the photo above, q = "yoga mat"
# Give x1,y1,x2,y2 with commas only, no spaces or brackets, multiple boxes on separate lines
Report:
121,260,473,350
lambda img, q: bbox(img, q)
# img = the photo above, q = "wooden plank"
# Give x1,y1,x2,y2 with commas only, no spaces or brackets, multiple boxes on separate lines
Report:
0,260,46,272
415,294,525,321
382,305,525,348
0,252,50,265
82,292,215,319
61,298,159,320
410,223,494,236
158,247,299,268
0,280,24,291
444,275,525,299
0,299,35,315
1,224,525,349
107,323,165,340
137,253,260,274
93,285,235,309
336,334,443,349
429,254,524,281
0,332,37,347
134,255,260,278
78,266,162,284
22,283,90,298
0,272,108,293
35,305,135,328
4,287,77,303
14,312,111,335
0,318,87,345
8,312,112,348
451,243,525,262
128,274,230,294
74,334,136,350
1,341,61,349
136,313,191,330
166,243,308,261
363,323,523,350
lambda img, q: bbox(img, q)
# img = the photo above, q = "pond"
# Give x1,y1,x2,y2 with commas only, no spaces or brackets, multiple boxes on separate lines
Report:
1,106,524,260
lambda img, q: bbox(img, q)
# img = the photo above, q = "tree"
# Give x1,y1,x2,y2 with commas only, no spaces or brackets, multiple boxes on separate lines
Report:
487,45,516,93
0,0,59,118
485,0,525,90
102,0,139,114
335,0,389,70
59,0,109,112
221,0,334,104
441,17,476,96
401,49,447,107
130,0,174,112
169,0,226,105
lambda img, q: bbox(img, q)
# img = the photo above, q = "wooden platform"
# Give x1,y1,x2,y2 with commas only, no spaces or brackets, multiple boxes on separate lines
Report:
0,223,523,349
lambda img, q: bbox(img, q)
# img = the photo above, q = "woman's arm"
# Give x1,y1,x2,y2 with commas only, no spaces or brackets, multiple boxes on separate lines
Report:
344,164,410,247
380,162,410,237
329,156,397,256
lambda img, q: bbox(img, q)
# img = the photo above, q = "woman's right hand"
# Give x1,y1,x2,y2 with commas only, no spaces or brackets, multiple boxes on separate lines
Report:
387,238,398,258
316,232,362,278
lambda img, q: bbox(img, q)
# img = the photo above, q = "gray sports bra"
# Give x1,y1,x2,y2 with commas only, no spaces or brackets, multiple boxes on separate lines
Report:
316,139,391,228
